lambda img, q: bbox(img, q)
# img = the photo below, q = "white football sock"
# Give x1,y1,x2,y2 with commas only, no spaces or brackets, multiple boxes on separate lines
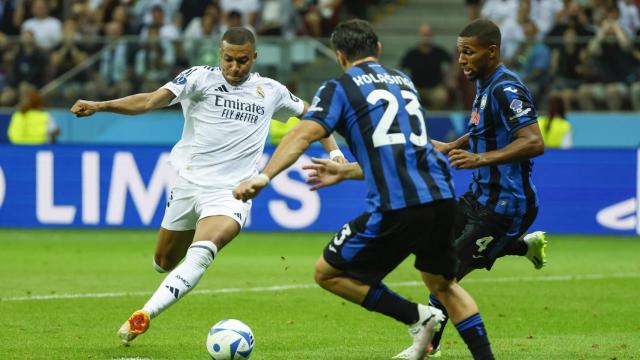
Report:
143,241,217,318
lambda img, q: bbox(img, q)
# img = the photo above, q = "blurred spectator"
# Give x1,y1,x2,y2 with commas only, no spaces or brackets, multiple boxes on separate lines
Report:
223,10,252,33
293,0,341,37
0,0,21,35
630,29,640,110
577,6,635,110
184,3,222,42
135,25,175,93
132,0,181,29
69,0,101,37
220,0,259,27
1,30,48,106
49,19,90,103
552,0,591,29
400,24,451,110
20,0,62,51
481,0,519,26
179,0,215,31
617,0,640,36
537,95,573,148
294,0,322,37
548,18,590,110
509,21,551,103
530,0,564,36
501,0,531,61
258,0,303,37
7,88,60,144
85,21,132,100
182,4,222,67
140,5,180,41
466,0,481,20
111,4,136,35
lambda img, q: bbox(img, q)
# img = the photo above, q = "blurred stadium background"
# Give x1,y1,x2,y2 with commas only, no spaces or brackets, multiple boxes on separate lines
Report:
0,0,639,359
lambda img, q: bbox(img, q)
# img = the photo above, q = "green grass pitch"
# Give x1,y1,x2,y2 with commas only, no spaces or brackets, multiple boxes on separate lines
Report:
1,230,639,359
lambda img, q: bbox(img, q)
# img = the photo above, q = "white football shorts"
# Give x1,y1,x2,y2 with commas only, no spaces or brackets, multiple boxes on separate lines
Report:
161,176,251,231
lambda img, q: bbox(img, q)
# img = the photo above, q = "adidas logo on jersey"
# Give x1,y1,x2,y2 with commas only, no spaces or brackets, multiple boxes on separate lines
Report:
215,85,229,92
234,212,242,220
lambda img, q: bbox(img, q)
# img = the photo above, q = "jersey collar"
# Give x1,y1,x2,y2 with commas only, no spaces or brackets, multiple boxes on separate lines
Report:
477,64,505,91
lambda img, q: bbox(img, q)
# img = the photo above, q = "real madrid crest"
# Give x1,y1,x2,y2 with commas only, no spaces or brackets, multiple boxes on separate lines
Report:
256,85,265,99
480,94,488,110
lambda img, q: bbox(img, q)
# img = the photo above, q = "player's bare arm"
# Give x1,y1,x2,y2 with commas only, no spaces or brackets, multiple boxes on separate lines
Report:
431,133,470,155
233,120,327,202
449,122,544,169
70,88,176,117
303,158,364,191
297,102,347,164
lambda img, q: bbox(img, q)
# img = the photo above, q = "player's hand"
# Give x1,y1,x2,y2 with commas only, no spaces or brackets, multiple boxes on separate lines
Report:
331,156,348,164
232,174,270,202
70,99,101,117
302,157,346,191
448,149,485,169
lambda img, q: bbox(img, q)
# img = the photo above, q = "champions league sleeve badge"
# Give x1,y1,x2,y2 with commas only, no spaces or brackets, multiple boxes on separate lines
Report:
171,75,187,85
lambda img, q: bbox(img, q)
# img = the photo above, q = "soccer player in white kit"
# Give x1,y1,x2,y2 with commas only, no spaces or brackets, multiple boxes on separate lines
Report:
70,27,345,344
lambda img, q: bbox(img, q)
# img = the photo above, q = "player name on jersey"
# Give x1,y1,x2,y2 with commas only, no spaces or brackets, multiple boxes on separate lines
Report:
214,95,265,124
352,72,415,89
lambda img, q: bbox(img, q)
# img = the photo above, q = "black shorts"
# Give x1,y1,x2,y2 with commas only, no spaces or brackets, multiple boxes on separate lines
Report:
453,192,538,272
323,199,458,285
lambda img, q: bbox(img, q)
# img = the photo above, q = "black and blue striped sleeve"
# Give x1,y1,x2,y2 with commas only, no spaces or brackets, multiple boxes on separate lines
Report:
492,82,538,134
303,80,345,135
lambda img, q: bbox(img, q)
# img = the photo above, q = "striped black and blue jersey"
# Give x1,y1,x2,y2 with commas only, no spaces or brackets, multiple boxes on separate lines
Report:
304,61,455,212
468,64,539,216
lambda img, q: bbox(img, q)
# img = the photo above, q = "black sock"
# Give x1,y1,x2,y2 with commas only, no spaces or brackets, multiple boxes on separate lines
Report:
429,294,449,350
455,313,494,360
361,283,419,325
500,238,528,256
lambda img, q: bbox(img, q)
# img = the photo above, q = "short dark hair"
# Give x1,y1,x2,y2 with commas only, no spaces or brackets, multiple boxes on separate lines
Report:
330,19,379,62
221,27,255,47
459,19,501,48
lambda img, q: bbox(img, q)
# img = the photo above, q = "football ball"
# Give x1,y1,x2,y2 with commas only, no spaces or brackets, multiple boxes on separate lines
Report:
206,319,255,360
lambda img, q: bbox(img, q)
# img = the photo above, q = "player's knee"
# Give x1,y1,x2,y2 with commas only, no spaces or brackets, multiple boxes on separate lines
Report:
313,267,329,288
153,255,176,273
313,265,336,289
424,276,455,298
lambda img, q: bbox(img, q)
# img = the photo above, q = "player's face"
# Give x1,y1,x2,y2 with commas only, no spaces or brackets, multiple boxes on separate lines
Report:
219,41,256,86
457,36,496,81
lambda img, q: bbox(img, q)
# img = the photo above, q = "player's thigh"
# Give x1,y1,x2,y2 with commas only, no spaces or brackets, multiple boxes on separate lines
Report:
155,227,195,269
192,189,251,250
453,200,513,271
322,211,412,286
193,215,240,250
412,199,458,280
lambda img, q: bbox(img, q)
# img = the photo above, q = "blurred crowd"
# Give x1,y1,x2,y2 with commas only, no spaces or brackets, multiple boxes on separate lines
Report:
401,0,640,112
0,0,394,107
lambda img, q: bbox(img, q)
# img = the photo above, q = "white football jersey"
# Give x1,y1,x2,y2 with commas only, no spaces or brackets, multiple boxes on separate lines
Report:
161,66,304,188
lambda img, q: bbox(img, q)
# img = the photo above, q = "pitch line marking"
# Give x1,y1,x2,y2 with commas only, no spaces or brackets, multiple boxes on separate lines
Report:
2,272,639,302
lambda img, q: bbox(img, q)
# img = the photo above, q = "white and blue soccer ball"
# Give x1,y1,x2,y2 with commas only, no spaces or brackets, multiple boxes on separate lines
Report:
206,319,254,360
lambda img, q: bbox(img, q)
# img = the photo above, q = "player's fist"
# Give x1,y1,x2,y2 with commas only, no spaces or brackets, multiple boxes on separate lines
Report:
70,100,101,117
232,174,270,202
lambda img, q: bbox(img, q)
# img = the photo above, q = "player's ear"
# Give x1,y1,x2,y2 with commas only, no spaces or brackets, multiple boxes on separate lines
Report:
376,41,382,58
488,44,498,60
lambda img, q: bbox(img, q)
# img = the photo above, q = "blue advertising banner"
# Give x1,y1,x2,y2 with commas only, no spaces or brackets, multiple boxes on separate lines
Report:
0,145,637,235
